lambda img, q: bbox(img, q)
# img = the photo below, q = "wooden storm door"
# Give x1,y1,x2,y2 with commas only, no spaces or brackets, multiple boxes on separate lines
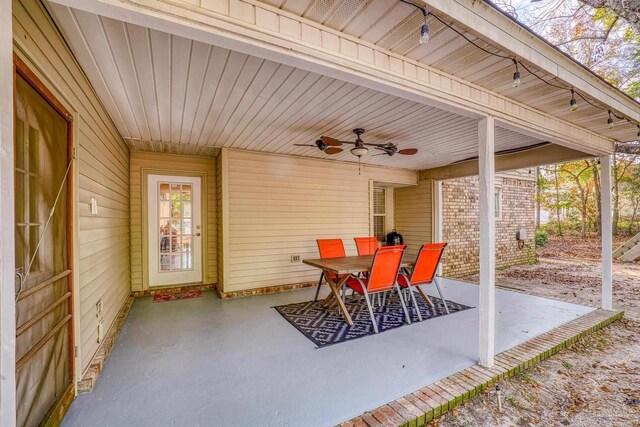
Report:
14,58,74,427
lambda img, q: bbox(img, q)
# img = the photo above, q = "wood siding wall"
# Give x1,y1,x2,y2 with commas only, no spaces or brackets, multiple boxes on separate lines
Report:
395,180,434,260
223,149,417,292
129,151,217,291
12,0,130,373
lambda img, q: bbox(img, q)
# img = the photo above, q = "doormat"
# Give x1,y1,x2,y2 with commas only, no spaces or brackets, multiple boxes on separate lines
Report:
153,290,203,303
274,293,472,348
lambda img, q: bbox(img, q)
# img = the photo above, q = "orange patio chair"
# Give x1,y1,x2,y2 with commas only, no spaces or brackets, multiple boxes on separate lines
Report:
398,243,449,321
354,236,379,256
314,239,346,301
345,245,410,333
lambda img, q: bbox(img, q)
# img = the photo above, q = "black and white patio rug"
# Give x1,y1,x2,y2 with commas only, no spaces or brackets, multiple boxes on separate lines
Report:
274,292,473,348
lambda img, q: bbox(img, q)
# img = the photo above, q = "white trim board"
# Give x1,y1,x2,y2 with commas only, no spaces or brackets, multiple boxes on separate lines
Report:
0,0,16,424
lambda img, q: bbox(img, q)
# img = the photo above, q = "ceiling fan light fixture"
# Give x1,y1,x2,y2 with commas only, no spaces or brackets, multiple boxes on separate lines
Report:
350,146,368,157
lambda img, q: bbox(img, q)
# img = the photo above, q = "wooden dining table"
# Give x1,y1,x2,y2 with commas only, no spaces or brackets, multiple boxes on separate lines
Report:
303,255,414,325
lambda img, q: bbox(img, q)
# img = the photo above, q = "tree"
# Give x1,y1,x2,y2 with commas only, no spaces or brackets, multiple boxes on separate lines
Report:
589,159,601,234
495,0,640,96
621,163,640,233
612,153,637,233
495,1,640,237
579,0,640,33
560,161,596,237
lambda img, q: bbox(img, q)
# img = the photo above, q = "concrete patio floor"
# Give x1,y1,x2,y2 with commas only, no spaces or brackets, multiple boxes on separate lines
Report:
61,279,594,427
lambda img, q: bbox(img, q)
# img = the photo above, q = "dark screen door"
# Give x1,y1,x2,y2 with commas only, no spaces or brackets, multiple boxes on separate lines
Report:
14,67,73,427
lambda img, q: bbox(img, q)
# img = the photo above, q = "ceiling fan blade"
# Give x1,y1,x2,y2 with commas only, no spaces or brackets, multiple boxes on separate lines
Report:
324,147,343,155
398,148,418,155
372,153,388,157
320,136,343,147
293,144,314,147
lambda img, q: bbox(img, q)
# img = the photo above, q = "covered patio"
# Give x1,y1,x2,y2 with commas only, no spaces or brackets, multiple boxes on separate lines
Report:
3,0,639,426
60,279,594,426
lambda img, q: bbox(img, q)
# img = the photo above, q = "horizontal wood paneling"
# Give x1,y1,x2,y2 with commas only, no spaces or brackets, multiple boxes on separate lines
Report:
129,151,217,291
224,149,416,291
13,0,130,374
395,180,434,260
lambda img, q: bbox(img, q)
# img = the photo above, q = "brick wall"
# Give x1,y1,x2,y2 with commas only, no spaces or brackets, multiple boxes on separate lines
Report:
441,174,536,278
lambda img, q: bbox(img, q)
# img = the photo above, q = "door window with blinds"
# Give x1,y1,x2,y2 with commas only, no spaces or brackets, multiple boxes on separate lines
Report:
373,187,387,243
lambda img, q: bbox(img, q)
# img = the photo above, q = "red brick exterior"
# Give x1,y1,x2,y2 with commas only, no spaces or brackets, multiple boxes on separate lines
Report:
441,174,536,278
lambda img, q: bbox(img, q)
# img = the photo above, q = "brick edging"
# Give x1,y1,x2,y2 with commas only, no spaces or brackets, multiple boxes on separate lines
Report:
216,281,316,299
131,283,215,297
77,294,135,394
342,309,624,427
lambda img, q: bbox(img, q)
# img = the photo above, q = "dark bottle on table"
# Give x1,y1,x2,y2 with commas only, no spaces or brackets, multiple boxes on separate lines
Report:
385,229,403,246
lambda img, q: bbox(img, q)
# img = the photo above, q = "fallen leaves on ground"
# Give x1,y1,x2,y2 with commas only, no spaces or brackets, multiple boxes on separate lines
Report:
437,244,640,427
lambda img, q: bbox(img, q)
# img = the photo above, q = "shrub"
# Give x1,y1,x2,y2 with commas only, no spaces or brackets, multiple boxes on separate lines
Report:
535,230,549,247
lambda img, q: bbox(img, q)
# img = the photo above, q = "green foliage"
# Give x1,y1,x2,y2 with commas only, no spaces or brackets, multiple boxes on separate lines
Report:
535,230,549,247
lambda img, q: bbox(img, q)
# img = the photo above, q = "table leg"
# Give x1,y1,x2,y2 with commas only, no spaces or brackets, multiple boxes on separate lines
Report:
417,286,435,307
320,271,353,325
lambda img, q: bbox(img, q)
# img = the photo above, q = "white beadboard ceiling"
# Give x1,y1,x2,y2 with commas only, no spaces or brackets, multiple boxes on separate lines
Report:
260,0,639,142
51,5,551,170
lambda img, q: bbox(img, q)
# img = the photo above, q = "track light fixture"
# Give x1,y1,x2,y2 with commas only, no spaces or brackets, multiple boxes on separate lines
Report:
419,7,430,45
570,89,578,111
512,59,521,88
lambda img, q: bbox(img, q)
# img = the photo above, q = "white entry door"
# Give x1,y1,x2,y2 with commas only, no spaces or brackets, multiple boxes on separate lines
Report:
148,174,202,286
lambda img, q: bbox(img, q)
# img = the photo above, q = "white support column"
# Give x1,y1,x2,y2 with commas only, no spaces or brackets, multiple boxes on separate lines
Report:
600,155,613,310
0,0,16,425
478,116,496,368
434,180,443,276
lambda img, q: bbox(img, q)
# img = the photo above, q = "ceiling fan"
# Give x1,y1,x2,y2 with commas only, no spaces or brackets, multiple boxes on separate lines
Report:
293,139,343,155
317,128,418,158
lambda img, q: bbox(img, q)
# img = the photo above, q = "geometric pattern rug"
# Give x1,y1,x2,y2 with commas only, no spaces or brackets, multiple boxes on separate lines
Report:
152,290,203,303
274,291,473,348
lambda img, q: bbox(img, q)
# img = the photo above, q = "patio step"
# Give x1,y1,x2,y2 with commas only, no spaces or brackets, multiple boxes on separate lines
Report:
340,308,624,427
613,231,640,261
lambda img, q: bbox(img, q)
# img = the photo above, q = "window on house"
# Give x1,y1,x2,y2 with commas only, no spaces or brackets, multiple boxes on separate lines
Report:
495,187,502,220
373,187,386,242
